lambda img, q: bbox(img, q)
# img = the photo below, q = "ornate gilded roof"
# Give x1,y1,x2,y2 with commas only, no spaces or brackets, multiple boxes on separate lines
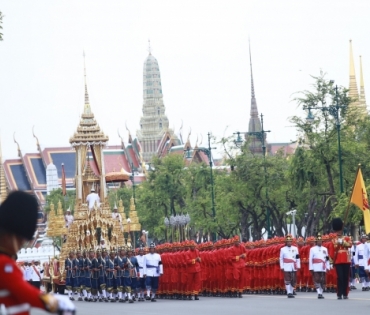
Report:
69,66,109,146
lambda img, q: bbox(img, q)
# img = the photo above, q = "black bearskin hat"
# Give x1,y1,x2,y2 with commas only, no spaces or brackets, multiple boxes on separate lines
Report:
0,191,39,240
332,218,343,232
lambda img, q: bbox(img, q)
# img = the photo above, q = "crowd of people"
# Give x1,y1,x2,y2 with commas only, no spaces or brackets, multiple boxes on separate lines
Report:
45,219,362,303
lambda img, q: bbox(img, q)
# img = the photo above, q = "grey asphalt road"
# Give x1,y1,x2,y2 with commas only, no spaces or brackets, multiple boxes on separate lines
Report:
31,288,370,315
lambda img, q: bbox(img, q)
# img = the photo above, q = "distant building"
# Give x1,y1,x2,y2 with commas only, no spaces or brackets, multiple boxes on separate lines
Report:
137,42,180,162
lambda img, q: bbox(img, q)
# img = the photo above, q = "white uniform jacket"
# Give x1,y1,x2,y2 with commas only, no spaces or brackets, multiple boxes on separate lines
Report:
309,245,330,272
279,245,301,272
354,243,368,267
136,255,146,278
144,253,163,277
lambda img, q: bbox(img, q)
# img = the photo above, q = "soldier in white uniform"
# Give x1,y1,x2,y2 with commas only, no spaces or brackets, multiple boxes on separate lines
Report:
136,247,147,301
354,234,369,291
279,234,300,298
24,261,32,282
30,260,44,289
309,233,330,299
144,243,163,302
65,209,74,229
86,187,100,210
349,241,357,290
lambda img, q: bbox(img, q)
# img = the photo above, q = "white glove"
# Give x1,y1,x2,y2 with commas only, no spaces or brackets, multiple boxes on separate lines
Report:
338,238,343,244
54,294,76,313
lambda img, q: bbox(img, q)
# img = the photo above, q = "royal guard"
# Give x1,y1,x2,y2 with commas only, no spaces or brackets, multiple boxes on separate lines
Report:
106,249,117,301
227,236,246,297
309,233,330,299
185,241,201,300
279,234,301,298
0,191,75,314
84,249,94,301
326,218,352,300
65,251,76,300
323,233,337,292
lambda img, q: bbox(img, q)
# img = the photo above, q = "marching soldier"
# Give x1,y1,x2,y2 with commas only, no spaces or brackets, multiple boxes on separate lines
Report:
354,234,369,291
84,249,94,301
65,251,75,300
136,247,147,301
115,247,127,302
127,247,140,303
72,250,82,301
144,243,163,302
327,218,352,300
78,250,86,301
227,236,246,298
309,233,330,299
106,249,117,301
186,241,202,300
279,234,301,298
96,249,108,302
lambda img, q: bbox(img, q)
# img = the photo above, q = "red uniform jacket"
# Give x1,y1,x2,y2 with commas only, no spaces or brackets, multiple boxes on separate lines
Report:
327,236,352,264
0,254,46,315
186,249,201,273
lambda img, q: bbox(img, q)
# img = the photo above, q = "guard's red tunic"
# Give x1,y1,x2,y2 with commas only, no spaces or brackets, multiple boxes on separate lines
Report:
0,254,46,315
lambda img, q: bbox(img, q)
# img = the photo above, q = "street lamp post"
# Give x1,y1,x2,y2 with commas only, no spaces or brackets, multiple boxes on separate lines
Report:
304,84,346,194
234,113,272,239
286,210,297,237
184,132,217,241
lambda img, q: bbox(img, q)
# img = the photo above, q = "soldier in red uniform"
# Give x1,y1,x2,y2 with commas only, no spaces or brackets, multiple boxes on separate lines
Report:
0,191,75,315
227,236,246,297
185,241,201,300
327,218,352,300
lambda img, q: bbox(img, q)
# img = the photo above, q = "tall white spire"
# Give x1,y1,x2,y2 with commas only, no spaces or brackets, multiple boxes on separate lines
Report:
137,42,170,162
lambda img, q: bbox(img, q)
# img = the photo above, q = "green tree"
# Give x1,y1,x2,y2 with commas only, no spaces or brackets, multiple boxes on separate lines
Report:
44,188,76,213
290,72,370,234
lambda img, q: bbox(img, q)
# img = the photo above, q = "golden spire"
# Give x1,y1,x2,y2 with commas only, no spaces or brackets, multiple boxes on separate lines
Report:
83,51,91,115
359,55,367,113
0,133,7,204
69,52,109,145
349,40,360,109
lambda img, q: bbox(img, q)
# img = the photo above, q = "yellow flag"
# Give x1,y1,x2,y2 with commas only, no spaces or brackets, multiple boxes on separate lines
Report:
350,168,370,234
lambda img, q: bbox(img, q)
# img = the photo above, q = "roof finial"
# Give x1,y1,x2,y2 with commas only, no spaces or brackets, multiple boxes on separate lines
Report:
125,122,133,144
13,132,22,158
32,126,41,152
83,51,91,114
117,128,126,151
148,39,152,55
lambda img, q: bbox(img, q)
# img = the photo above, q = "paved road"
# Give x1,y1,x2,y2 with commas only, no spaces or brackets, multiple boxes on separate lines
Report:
31,288,370,315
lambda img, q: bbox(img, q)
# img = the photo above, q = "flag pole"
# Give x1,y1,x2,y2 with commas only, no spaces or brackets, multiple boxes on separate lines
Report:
343,164,361,226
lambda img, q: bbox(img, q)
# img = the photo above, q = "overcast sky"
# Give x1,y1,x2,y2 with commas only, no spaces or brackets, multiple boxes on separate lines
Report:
0,0,369,160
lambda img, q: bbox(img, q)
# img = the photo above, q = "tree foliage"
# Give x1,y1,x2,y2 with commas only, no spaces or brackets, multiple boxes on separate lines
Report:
105,73,370,240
